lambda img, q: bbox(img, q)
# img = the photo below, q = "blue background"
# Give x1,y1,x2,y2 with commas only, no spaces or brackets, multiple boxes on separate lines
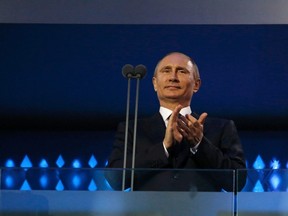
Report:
1,24,288,130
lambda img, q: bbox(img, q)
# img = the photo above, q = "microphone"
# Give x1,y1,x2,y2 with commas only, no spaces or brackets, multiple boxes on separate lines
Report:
134,64,147,79
121,63,147,191
122,64,134,78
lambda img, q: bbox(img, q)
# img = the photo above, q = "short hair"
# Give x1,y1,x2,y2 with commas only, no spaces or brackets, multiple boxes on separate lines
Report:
154,52,200,80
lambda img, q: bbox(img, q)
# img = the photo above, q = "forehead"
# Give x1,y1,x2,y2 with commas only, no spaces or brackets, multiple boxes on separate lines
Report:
158,53,193,71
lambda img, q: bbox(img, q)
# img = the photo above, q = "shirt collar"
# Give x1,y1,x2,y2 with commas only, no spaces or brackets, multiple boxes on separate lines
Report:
159,106,192,122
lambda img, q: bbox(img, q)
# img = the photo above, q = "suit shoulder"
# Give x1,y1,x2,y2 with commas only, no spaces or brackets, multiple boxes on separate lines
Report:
137,113,163,127
204,116,236,128
117,113,162,128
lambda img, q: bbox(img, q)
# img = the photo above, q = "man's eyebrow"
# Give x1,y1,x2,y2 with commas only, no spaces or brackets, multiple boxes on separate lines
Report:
176,66,186,70
159,65,172,71
175,66,190,72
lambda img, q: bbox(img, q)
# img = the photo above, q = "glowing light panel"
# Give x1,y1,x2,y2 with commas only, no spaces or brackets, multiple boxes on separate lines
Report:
72,159,81,168
56,180,64,191
5,176,14,188
253,155,265,169
5,159,15,168
20,180,31,191
270,159,280,169
39,159,49,168
72,175,81,188
40,175,49,188
88,179,97,191
56,155,65,168
253,180,264,192
20,155,32,168
270,174,281,190
88,155,98,168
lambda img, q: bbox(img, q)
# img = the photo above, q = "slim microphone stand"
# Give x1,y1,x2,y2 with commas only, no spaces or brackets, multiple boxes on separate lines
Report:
130,74,141,191
122,75,131,191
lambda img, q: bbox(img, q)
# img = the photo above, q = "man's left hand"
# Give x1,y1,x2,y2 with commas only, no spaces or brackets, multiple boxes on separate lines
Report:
177,112,208,147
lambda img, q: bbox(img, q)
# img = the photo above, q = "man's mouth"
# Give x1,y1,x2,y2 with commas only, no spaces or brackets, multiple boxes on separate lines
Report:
165,86,181,89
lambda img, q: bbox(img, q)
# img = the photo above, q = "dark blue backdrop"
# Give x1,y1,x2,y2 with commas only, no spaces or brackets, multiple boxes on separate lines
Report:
1,24,288,130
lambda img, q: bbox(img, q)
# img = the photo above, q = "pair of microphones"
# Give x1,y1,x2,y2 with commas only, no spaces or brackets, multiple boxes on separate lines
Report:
121,64,147,191
122,64,147,79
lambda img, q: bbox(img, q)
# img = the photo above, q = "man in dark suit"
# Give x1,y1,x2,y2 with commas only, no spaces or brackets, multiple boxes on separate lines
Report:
106,52,246,191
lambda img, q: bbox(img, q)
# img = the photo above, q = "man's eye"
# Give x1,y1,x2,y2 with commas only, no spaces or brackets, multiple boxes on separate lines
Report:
162,69,171,73
179,69,187,74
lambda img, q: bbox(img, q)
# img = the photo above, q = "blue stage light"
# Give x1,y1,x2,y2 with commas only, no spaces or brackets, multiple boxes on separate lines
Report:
72,175,81,188
20,180,31,191
270,173,281,190
20,155,32,168
253,180,264,192
5,175,14,188
72,159,81,168
88,155,98,168
270,159,280,169
39,159,49,168
56,180,64,191
5,159,15,168
56,155,65,168
39,175,49,188
253,155,265,169
88,179,97,191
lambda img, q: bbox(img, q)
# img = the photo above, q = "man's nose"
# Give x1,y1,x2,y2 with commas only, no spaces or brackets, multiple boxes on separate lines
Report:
169,71,179,82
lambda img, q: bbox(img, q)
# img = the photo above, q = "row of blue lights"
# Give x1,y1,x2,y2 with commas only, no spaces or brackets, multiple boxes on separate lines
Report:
2,154,112,190
252,155,286,169
252,174,288,192
4,154,106,168
2,168,114,191
3,169,287,192
5,177,111,191
4,154,287,169
2,154,288,192
248,155,288,192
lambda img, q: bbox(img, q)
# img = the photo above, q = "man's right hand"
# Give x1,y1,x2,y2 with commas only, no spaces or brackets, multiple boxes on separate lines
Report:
163,104,183,149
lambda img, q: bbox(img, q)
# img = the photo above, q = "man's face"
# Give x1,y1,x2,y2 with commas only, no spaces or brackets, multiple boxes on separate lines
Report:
152,53,200,107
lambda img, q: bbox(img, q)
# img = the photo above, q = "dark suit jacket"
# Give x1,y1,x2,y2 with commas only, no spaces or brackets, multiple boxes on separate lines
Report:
106,113,246,191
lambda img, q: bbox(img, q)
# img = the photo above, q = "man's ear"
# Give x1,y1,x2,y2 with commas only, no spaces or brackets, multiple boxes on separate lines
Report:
193,79,201,93
152,77,157,91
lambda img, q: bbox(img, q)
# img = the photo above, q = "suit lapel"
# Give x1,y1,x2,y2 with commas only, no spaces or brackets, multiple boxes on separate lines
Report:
143,113,166,144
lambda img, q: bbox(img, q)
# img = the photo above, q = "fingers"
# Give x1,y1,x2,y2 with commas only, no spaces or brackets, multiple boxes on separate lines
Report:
165,106,208,147
177,117,197,138
164,104,183,148
179,112,207,145
177,116,189,137
169,104,182,124
186,112,208,126
198,112,208,125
